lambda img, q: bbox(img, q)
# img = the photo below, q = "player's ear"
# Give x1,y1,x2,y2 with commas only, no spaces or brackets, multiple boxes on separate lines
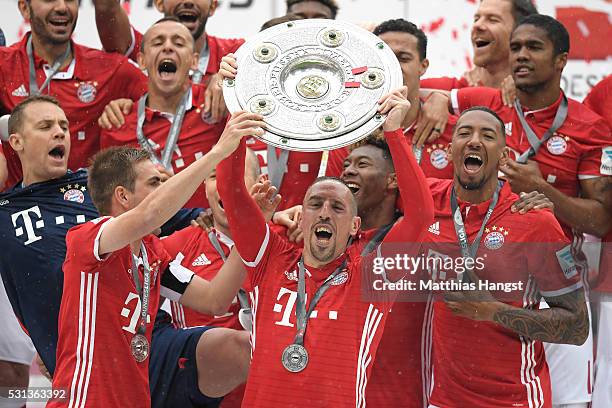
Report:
209,0,218,16
8,132,24,153
554,52,568,73
114,186,131,210
387,172,397,190
18,0,30,21
499,146,510,167
351,216,361,236
190,52,199,72
137,51,146,72
419,58,429,77
153,0,164,13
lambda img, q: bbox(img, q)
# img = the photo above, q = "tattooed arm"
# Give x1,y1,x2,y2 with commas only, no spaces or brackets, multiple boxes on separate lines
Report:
491,289,589,345
444,282,589,345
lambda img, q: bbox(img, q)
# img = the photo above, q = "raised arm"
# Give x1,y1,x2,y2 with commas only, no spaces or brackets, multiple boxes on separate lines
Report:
379,88,434,245
98,112,265,255
93,0,133,54
216,138,269,262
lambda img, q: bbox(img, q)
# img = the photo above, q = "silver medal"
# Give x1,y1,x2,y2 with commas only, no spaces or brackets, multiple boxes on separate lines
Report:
131,333,150,363
281,344,309,373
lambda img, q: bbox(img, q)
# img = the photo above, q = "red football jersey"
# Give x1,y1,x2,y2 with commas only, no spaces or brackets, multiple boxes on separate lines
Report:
324,116,455,180
161,226,243,329
129,28,244,85
0,34,147,187
246,136,324,210
420,76,470,91
451,87,611,237
100,86,222,208
583,76,612,293
422,179,582,408
217,129,433,407
49,217,177,408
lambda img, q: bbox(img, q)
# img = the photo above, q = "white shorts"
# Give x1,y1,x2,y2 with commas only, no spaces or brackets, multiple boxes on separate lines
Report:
542,300,593,404
0,278,35,365
592,294,612,408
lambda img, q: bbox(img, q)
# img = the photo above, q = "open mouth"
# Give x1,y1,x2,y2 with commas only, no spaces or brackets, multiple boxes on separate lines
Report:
175,9,200,28
514,65,532,76
463,154,483,174
218,200,224,210
48,18,70,29
49,145,66,160
345,182,360,195
314,225,333,242
474,39,491,49
158,59,178,80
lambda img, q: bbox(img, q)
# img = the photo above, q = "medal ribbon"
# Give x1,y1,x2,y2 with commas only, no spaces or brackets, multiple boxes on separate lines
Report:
26,35,71,95
206,231,250,310
191,37,210,85
131,242,151,336
449,181,502,282
514,95,568,163
267,146,290,191
360,220,396,257
293,257,348,346
136,89,191,171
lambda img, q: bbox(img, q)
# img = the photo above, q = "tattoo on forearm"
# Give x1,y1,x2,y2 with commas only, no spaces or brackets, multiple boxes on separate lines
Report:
492,290,588,345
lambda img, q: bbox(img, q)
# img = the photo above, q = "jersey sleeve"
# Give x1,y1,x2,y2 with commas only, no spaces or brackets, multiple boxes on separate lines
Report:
64,216,114,270
160,259,196,302
577,118,612,178
526,212,582,297
420,76,469,91
160,225,199,258
126,26,142,62
216,138,276,283
450,87,503,115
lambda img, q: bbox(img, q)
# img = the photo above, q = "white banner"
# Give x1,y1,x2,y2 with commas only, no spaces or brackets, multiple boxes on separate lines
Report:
0,0,609,100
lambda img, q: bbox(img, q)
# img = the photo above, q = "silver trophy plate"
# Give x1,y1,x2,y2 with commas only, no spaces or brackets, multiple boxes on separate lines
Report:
223,19,403,152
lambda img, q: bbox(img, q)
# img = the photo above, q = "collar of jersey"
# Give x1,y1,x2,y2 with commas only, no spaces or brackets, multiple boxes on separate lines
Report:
452,181,512,218
24,33,77,80
521,90,565,120
144,86,195,123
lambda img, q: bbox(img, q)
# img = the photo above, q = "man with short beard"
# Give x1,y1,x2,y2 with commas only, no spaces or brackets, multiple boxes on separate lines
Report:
216,86,434,407
423,16,611,407
101,18,225,208
94,0,242,124
0,0,147,189
422,0,538,90
422,106,588,408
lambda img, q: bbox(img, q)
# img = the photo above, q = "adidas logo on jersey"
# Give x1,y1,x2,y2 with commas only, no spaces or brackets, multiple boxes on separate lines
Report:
428,221,440,235
11,85,29,97
192,253,211,266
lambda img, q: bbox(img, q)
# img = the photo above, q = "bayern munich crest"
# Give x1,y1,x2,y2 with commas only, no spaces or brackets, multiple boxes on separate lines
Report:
330,270,349,286
60,184,86,203
429,148,449,169
76,82,97,104
546,135,568,155
484,231,504,250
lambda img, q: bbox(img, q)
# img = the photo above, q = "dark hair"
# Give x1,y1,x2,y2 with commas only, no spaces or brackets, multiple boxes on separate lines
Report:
307,176,357,215
373,18,428,61
9,95,62,134
509,0,538,26
260,14,304,31
286,0,339,19
350,129,394,170
88,147,152,215
141,16,195,53
457,106,506,141
515,14,570,56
